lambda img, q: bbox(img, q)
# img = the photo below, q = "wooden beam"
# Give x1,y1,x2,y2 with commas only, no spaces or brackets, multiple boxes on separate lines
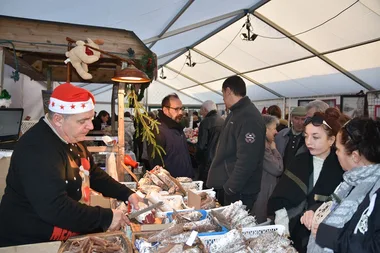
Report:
0,16,149,58
49,66,116,83
3,48,46,82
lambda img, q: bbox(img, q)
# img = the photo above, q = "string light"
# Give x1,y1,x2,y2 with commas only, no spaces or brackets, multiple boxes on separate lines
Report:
240,14,257,41
160,68,167,79
185,50,196,67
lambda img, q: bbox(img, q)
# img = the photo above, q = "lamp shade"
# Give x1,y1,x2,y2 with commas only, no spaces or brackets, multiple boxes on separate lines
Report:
112,65,151,83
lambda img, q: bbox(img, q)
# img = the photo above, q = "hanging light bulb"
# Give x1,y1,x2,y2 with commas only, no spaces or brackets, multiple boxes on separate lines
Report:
186,50,196,67
160,68,167,79
241,14,258,42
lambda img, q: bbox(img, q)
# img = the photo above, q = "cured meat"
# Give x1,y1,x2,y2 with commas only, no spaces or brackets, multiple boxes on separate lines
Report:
176,177,193,183
139,177,153,186
156,171,176,189
161,232,193,244
209,229,246,253
183,218,221,233
172,210,203,224
167,244,184,253
235,215,257,228
62,236,124,253
147,224,184,243
247,231,297,253
139,185,162,194
147,172,168,190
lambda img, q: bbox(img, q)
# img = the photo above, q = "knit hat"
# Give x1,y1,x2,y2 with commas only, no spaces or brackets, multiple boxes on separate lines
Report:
291,106,307,116
49,83,95,114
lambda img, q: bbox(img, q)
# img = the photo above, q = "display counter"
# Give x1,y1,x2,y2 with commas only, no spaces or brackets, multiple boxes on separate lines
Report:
0,241,61,253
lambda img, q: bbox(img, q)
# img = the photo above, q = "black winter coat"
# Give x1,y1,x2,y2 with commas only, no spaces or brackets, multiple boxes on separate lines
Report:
149,110,194,178
196,110,224,182
207,96,266,196
0,118,134,247
316,187,380,253
267,149,343,252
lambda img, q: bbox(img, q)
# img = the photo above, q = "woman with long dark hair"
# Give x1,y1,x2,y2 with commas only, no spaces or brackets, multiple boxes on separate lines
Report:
92,110,109,131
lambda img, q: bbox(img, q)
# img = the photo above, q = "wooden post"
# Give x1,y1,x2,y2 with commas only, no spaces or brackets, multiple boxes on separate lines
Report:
117,82,126,181
0,47,4,92
46,66,52,91
111,83,117,135
66,42,72,83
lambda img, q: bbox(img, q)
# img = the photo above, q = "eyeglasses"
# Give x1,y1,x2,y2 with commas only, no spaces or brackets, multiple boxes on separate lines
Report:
342,120,357,143
165,106,184,112
304,116,332,129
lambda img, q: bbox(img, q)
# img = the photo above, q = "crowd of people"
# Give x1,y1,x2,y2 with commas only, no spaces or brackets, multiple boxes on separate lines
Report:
0,77,379,253
142,75,379,253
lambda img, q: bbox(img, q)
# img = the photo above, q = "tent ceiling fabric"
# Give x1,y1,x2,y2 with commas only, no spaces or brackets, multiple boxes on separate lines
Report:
1,0,379,105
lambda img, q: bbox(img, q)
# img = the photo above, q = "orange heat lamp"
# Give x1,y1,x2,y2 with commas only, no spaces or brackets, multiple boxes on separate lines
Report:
124,154,138,168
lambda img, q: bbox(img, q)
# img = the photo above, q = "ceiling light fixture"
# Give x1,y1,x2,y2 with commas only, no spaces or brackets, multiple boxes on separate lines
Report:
111,64,150,83
160,68,167,79
241,14,257,41
186,50,196,67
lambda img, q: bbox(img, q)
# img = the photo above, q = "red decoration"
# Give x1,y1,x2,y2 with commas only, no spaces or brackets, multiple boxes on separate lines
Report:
82,186,91,202
81,158,90,171
124,154,138,168
85,46,94,56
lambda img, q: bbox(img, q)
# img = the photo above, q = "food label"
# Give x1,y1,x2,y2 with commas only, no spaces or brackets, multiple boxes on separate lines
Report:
185,230,198,246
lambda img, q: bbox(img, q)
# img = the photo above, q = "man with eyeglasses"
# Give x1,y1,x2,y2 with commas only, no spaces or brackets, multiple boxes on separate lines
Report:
207,76,266,210
148,94,194,178
275,106,309,170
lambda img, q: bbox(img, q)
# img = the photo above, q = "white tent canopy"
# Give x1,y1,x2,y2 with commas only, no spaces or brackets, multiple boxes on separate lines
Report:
1,0,380,109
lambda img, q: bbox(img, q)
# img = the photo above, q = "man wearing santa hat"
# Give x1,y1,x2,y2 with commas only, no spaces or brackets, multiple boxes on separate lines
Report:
0,83,142,247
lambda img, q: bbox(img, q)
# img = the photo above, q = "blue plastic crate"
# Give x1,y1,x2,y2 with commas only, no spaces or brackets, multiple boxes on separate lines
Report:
198,225,228,236
165,209,228,236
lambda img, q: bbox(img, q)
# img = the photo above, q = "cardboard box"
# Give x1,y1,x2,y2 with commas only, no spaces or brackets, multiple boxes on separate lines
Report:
0,156,11,200
0,241,61,253
90,194,111,208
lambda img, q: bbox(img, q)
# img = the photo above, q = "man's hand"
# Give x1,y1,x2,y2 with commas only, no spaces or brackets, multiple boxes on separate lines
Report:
108,209,130,231
300,210,315,230
128,193,144,210
311,222,319,238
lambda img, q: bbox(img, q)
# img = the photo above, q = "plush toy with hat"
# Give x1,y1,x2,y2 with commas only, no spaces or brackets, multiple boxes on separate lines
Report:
49,83,95,114
64,38,104,80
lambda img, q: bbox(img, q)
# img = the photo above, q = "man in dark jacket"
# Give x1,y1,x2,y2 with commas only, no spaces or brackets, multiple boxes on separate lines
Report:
275,106,308,169
149,94,194,178
196,100,224,187
0,83,141,247
207,76,266,210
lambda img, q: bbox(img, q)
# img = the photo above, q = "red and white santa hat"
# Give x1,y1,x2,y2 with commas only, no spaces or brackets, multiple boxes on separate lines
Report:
49,83,95,114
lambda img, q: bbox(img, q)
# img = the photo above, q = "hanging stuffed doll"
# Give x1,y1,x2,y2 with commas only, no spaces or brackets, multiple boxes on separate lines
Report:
64,38,104,80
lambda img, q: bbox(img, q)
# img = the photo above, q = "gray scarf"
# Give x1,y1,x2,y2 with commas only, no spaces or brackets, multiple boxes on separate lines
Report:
307,163,380,253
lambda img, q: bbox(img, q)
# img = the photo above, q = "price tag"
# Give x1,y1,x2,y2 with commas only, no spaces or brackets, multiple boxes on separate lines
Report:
185,230,198,246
